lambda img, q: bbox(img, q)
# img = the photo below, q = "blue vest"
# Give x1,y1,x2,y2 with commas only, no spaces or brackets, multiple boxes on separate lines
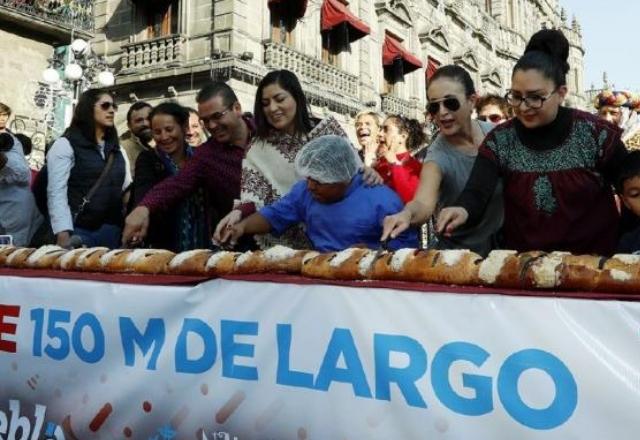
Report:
65,130,126,230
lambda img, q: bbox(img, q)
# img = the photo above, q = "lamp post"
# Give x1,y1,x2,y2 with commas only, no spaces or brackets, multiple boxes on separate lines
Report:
42,37,115,127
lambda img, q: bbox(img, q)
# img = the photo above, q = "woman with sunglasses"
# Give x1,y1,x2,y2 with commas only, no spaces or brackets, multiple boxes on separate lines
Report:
214,69,378,249
46,89,130,248
381,65,503,255
436,29,628,255
374,115,425,203
128,102,208,251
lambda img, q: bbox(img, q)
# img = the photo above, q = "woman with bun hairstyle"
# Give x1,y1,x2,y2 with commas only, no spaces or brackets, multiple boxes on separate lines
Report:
436,29,628,255
381,65,503,255
374,115,425,203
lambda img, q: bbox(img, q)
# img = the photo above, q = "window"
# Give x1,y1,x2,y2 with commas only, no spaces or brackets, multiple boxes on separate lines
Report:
142,0,180,39
507,0,516,28
270,3,297,46
322,22,350,67
320,0,370,68
485,0,492,15
382,33,422,95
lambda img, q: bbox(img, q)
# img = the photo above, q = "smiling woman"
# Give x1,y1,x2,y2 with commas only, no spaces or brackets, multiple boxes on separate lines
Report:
436,29,629,255
381,65,503,256
214,69,350,250
44,89,129,249
128,102,209,252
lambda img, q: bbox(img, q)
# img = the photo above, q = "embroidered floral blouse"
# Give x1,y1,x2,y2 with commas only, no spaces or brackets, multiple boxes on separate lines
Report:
457,107,628,255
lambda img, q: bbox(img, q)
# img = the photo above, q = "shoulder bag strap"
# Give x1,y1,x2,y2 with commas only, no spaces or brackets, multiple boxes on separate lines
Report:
73,150,117,221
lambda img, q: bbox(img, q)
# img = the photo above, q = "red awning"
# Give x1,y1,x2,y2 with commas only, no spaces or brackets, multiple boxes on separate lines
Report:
321,0,370,42
426,56,441,80
382,34,423,74
268,0,308,19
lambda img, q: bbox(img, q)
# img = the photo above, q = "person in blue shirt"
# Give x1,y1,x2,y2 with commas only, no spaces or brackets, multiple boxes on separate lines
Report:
219,135,418,251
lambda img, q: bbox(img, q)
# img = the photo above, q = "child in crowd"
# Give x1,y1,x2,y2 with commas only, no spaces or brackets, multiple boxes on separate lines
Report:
218,135,418,252
616,151,640,253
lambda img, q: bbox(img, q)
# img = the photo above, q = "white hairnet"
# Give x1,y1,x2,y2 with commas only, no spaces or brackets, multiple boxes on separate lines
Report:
294,135,363,184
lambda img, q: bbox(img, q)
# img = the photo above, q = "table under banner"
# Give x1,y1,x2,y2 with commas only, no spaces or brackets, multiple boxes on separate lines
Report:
0,269,638,439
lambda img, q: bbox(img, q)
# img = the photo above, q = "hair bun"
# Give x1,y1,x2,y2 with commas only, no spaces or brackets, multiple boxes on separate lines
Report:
524,29,570,73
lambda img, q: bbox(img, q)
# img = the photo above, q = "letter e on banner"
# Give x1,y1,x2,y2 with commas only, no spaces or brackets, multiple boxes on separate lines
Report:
0,304,20,353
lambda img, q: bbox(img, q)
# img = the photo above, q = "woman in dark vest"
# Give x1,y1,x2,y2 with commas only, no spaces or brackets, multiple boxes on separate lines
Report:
129,102,208,251
46,89,129,248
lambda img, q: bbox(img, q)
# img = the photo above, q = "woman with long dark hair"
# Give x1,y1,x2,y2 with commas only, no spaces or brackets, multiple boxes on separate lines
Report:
46,89,129,248
129,102,208,251
214,69,354,249
437,29,628,255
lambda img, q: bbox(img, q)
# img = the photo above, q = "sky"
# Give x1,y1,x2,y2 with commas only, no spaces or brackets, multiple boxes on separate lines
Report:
560,0,638,92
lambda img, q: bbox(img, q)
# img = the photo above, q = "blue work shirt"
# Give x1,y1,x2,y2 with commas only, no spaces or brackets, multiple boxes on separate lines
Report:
260,174,418,252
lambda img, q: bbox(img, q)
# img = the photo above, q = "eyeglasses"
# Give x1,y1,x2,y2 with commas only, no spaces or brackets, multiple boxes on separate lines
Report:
97,101,118,111
505,90,556,109
200,107,231,124
478,114,504,123
426,97,461,115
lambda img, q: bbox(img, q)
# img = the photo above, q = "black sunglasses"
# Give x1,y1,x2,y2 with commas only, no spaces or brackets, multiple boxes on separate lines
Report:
426,97,461,115
98,101,118,111
478,114,504,123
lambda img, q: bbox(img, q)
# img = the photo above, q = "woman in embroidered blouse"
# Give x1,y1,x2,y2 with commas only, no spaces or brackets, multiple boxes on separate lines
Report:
130,102,208,251
214,69,358,249
374,115,425,204
436,29,628,255
381,65,503,256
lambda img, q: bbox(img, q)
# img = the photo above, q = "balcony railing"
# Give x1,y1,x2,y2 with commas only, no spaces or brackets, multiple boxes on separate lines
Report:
264,42,359,98
0,0,94,32
381,94,420,119
121,34,186,73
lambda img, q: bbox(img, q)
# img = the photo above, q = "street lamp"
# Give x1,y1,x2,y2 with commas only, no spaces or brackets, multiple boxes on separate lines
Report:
41,37,115,130
42,37,115,99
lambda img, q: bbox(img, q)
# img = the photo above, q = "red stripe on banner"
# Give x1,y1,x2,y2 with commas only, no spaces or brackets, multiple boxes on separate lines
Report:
2,268,640,301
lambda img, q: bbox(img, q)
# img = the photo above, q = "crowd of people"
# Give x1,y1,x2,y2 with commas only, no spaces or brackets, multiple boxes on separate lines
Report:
3,29,640,258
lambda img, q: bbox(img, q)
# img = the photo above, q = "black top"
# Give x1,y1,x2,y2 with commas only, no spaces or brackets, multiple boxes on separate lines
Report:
129,149,177,250
458,107,628,227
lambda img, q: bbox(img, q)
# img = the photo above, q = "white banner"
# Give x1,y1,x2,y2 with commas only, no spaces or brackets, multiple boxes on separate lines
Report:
0,275,639,439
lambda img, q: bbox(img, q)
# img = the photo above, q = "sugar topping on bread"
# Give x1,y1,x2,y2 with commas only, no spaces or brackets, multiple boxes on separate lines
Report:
390,248,414,272
357,251,377,276
100,249,130,267
530,252,566,288
169,249,210,268
329,248,357,268
479,250,517,284
439,250,469,267
610,254,640,265
26,245,65,265
206,251,233,271
264,245,298,262
609,269,632,282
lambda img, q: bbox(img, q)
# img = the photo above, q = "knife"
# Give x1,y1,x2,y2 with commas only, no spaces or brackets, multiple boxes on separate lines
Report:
371,237,390,268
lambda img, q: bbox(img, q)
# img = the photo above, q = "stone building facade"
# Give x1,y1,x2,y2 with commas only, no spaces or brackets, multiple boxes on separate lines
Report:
95,0,586,131
0,0,94,163
2,0,587,141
